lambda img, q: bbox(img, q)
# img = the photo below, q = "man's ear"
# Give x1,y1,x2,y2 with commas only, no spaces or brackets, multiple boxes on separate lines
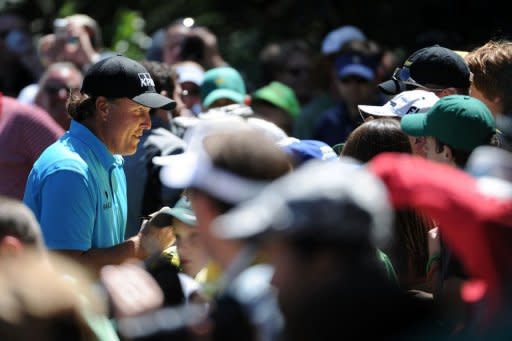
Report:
442,144,454,162
0,236,24,257
96,96,110,121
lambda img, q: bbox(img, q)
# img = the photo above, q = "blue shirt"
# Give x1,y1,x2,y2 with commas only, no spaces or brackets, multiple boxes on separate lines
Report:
23,120,127,250
312,102,361,147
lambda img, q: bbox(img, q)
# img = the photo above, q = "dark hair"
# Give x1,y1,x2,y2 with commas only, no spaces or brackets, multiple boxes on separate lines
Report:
341,118,412,162
434,133,499,168
341,118,432,289
434,138,472,168
66,89,97,122
0,196,43,249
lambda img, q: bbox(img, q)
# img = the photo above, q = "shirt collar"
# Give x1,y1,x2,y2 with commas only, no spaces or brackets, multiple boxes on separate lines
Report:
69,120,124,169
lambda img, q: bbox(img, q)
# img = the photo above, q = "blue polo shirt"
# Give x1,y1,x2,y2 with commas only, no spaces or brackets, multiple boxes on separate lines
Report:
23,120,127,250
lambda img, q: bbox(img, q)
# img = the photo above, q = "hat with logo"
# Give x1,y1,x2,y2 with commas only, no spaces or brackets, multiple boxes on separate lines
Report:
200,67,246,108
81,55,176,110
400,95,496,152
358,89,439,118
212,158,392,249
321,25,366,55
252,81,301,118
379,45,470,95
335,52,378,81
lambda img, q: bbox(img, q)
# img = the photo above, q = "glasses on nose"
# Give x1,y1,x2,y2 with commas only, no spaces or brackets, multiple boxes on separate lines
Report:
392,67,444,93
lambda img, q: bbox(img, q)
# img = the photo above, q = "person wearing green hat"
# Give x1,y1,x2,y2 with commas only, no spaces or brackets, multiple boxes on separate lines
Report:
200,66,247,109
400,95,497,168
251,81,301,135
162,195,208,278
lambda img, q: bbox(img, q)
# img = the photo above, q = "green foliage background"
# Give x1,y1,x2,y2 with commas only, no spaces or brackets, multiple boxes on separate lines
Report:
2,0,510,88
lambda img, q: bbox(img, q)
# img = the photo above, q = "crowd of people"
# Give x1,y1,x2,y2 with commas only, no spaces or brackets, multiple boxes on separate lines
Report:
2,9,512,340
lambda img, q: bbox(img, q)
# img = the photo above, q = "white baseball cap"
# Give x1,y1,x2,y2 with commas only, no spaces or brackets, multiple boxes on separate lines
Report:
175,62,205,86
358,89,439,118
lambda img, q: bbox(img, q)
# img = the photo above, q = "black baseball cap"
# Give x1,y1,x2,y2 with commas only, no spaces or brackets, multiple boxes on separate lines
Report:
81,55,176,110
379,45,470,95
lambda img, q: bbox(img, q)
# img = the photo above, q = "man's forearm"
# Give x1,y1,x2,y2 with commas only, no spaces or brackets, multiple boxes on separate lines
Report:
56,235,146,273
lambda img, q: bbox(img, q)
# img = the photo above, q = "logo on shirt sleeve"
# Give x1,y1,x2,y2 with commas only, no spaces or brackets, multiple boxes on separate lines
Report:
103,190,112,210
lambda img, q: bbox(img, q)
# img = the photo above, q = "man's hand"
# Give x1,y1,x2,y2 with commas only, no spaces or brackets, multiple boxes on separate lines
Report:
138,207,176,258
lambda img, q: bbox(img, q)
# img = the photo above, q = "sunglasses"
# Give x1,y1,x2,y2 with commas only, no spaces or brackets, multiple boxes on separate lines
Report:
43,83,70,96
392,67,444,93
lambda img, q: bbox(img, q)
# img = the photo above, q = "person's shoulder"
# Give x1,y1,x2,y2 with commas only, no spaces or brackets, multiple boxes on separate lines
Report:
315,103,348,126
34,136,90,176
4,95,46,117
2,96,64,133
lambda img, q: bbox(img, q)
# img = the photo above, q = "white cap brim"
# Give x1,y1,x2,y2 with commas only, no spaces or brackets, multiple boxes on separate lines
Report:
358,104,398,117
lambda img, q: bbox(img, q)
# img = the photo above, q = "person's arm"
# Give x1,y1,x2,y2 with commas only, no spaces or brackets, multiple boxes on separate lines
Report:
58,220,175,272
39,170,174,271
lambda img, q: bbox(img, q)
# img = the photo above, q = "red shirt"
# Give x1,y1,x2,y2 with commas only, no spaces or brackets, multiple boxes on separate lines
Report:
0,93,64,199
369,153,512,318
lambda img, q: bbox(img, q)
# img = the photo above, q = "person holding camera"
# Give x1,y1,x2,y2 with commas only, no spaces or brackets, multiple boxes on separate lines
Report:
51,14,108,71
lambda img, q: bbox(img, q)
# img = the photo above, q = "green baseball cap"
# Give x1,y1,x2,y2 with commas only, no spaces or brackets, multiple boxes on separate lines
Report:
252,81,301,118
400,95,496,152
201,67,246,108
167,196,197,227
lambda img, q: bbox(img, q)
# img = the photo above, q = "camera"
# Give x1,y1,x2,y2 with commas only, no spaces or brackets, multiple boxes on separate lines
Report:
53,18,68,40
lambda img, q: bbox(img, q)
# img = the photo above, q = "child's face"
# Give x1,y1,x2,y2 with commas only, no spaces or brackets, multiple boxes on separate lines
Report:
173,219,209,278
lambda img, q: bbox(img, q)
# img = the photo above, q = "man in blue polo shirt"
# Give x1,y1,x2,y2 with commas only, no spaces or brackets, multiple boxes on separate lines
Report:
23,55,176,269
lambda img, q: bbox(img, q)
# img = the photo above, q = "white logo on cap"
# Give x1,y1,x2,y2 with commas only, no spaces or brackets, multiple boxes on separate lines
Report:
138,73,155,87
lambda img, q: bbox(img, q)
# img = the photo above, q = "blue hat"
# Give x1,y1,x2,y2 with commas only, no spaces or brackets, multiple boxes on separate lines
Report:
279,138,338,165
335,52,378,81
321,25,366,55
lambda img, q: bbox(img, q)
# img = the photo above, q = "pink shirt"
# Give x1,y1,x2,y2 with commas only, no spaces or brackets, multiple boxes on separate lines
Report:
0,93,64,199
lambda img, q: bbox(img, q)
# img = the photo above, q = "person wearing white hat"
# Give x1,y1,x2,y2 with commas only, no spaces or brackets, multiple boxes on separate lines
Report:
174,61,205,115
358,89,440,157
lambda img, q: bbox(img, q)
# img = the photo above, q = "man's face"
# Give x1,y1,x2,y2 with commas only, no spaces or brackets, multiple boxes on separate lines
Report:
335,75,376,109
36,67,83,130
423,136,451,164
103,98,151,155
180,81,202,113
276,52,311,102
